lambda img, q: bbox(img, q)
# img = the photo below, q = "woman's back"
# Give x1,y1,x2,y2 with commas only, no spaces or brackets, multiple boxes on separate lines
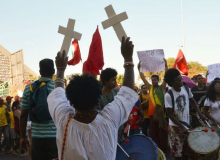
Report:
48,86,138,160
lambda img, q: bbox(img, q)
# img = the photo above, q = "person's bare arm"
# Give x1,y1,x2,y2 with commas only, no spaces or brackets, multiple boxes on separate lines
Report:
162,58,168,90
20,108,29,151
121,37,134,89
166,108,188,133
138,63,151,90
203,106,218,125
206,70,209,86
20,108,28,139
55,50,68,88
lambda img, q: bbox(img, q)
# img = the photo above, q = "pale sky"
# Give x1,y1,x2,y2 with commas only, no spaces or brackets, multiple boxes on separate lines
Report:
1,0,220,82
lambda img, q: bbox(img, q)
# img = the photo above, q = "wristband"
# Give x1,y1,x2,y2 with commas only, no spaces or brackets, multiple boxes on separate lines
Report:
124,62,134,68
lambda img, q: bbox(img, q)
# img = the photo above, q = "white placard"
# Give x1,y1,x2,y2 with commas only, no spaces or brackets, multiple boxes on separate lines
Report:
137,49,165,72
207,63,220,83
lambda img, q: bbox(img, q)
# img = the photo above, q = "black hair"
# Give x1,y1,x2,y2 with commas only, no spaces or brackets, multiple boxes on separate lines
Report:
214,77,220,81
164,68,180,87
206,81,220,102
100,68,117,86
39,59,55,77
12,101,19,111
151,75,159,81
66,73,102,111
196,74,203,80
141,85,146,89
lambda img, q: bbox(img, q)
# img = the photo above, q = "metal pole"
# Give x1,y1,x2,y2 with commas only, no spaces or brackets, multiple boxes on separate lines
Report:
181,0,186,56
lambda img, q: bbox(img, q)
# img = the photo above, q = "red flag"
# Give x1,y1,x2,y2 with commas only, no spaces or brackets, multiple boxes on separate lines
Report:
173,49,188,76
83,26,104,75
67,39,81,66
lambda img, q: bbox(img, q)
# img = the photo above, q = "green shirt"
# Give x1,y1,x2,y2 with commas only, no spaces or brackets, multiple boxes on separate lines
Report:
20,77,56,138
99,88,119,110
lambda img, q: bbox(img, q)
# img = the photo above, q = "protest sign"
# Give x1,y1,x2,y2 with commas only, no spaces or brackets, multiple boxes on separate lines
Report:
137,49,165,72
207,63,220,83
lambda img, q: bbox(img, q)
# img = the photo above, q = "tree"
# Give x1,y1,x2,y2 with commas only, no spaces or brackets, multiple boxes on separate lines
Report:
139,58,207,82
117,74,124,85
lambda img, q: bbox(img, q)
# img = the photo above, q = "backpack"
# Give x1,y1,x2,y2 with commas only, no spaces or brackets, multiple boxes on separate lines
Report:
167,85,192,128
28,80,52,122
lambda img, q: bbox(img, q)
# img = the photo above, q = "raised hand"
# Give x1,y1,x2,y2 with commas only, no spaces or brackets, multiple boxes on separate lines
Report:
138,62,141,71
121,36,134,62
55,50,68,70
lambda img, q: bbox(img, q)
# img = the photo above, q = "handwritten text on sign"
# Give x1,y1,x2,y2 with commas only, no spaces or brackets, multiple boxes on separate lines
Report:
137,49,165,72
207,63,220,83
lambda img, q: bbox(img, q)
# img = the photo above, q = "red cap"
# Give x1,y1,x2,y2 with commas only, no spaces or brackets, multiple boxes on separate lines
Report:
6,96,13,100
15,98,21,102
0,97,4,101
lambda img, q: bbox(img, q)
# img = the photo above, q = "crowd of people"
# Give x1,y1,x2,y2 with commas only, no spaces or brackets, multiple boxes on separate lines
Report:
0,95,30,157
0,36,220,160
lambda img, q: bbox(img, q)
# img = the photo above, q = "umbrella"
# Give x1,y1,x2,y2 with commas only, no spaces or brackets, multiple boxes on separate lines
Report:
182,75,196,88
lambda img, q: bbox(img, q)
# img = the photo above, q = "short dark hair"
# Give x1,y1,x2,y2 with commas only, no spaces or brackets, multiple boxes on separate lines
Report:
151,75,159,81
214,77,220,81
66,73,102,111
39,59,55,77
100,68,117,86
164,68,180,87
196,74,203,80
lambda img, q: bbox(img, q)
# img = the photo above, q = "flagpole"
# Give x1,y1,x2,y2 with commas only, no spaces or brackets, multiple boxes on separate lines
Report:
181,0,186,56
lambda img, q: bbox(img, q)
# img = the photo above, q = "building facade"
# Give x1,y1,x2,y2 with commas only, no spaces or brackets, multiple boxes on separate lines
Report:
0,45,37,96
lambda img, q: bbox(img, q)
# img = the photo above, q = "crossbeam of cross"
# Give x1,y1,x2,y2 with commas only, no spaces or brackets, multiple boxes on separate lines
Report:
58,18,82,57
102,5,128,42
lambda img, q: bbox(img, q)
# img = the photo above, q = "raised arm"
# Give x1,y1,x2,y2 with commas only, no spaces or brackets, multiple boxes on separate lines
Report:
121,37,134,89
206,70,209,86
162,58,168,90
138,63,151,90
55,50,68,88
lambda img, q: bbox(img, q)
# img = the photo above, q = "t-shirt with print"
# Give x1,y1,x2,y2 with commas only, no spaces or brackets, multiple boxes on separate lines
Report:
165,86,193,127
0,105,7,127
20,77,56,138
128,106,141,129
204,98,220,124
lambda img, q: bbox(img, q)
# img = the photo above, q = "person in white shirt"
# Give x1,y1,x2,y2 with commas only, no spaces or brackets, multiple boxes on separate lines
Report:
47,37,138,160
164,68,206,160
203,80,220,126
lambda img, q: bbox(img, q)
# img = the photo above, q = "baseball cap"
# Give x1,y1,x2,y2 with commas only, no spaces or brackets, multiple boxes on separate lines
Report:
15,98,21,102
6,96,13,100
0,97,4,101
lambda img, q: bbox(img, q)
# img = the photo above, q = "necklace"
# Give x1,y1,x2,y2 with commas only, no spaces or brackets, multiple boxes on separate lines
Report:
76,111,98,120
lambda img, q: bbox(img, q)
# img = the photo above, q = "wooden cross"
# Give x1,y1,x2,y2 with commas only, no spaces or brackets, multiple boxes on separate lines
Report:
58,18,82,56
102,5,128,42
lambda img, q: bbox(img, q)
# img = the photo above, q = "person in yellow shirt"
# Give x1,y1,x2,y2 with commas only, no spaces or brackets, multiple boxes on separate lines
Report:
139,85,150,136
0,97,10,154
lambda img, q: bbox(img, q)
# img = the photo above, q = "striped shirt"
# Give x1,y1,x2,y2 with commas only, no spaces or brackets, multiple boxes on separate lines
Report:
20,77,56,138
